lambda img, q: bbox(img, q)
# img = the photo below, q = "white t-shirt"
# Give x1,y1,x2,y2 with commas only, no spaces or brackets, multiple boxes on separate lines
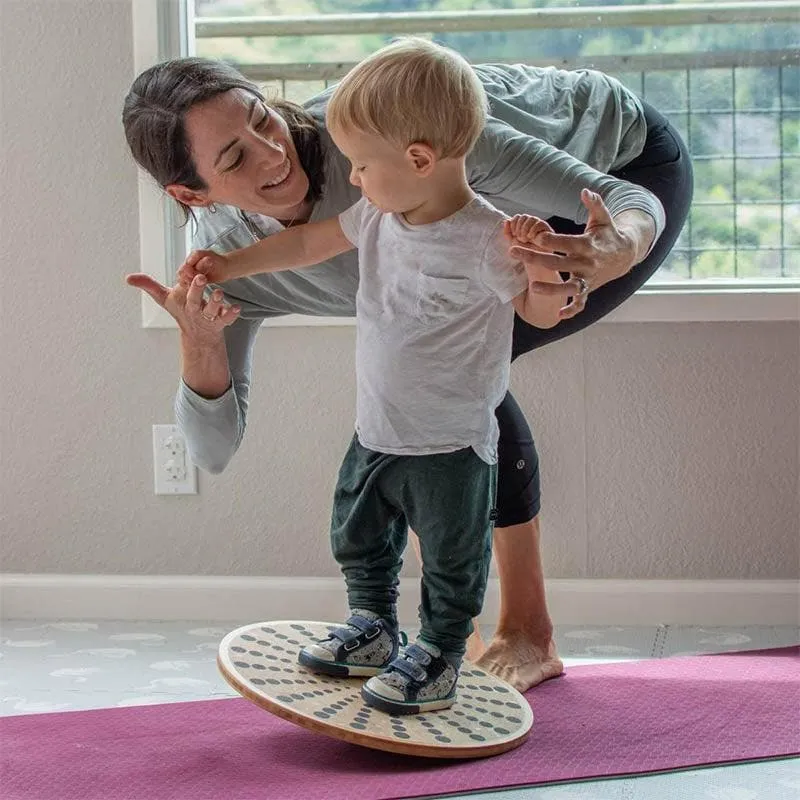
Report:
338,195,528,464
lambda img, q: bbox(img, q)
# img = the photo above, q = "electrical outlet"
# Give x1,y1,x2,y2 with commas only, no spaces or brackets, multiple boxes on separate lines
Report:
152,424,197,495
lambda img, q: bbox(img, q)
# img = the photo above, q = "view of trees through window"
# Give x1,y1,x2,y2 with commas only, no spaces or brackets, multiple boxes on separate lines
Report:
194,0,799,282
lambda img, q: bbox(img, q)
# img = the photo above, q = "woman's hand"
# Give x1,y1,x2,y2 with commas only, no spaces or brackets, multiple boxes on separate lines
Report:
177,249,231,286
125,272,240,341
510,188,652,320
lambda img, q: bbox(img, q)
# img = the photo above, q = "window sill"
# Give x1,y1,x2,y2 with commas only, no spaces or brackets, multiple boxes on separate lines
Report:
141,287,799,329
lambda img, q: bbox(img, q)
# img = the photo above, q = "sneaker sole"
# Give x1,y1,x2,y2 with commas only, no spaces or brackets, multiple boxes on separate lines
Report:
298,649,386,678
360,684,457,715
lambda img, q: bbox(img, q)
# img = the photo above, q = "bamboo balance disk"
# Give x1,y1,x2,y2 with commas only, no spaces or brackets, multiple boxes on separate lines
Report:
218,620,533,759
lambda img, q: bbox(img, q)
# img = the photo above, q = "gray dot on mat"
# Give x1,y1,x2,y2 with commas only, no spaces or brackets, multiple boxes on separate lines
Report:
429,729,442,736
257,639,269,646
495,686,509,693
233,661,250,669
290,624,305,630
469,734,486,742
457,727,471,734
303,692,315,698
393,732,410,739
313,691,324,696
277,695,293,703
231,646,246,653
435,736,452,743
276,633,289,640
291,693,304,700
490,699,503,706
505,702,518,708
491,712,503,719
350,723,366,730
253,664,266,671
494,727,510,735
287,639,300,646
507,716,522,723
260,627,276,634
242,635,256,641
480,721,493,729
251,679,265,686
314,711,330,719
267,679,280,685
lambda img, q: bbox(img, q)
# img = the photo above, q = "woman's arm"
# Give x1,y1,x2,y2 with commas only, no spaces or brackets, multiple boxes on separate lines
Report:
175,315,262,474
125,271,258,474
468,122,665,309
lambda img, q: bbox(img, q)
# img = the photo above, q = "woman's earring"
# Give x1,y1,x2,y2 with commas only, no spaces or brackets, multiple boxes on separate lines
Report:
208,203,218,214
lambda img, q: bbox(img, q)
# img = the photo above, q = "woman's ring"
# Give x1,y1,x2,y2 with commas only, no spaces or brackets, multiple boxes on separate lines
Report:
201,311,217,322
574,276,590,297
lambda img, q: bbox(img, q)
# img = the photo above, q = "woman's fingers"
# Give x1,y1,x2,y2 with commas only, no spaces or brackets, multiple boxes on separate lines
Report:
185,274,207,314
510,245,565,272
125,273,170,307
201,288,225,321
217,304,241,326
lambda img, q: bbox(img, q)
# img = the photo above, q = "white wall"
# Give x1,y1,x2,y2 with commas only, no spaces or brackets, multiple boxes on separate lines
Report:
1,0,798,583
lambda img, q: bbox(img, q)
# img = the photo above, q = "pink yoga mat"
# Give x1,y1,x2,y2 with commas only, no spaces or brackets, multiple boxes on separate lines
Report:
2,646,798,800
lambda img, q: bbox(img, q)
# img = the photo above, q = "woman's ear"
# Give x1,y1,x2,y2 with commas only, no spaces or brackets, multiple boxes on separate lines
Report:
405,142,436,176
165,184,212,207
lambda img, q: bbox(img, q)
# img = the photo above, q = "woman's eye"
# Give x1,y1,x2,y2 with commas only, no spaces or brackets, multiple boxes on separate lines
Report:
227,152,244,171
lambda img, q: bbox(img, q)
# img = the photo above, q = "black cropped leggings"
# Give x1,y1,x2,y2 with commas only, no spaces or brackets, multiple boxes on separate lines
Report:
495,101,694,527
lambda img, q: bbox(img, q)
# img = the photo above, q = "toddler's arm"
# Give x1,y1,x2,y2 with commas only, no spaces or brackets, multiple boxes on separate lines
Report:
178,217,355,285
505,215,565,329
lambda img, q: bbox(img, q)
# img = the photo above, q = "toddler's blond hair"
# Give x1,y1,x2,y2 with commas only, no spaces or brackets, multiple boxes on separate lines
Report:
326,38,488,159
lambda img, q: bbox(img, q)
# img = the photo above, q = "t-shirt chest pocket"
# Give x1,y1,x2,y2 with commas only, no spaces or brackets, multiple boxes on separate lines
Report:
414,273,470,323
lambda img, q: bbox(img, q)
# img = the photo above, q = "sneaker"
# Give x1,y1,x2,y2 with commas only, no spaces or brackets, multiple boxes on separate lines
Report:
361,641,459,715
298,611,403,677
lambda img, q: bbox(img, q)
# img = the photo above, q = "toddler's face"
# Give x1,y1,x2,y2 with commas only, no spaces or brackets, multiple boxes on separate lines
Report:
330,127,425,214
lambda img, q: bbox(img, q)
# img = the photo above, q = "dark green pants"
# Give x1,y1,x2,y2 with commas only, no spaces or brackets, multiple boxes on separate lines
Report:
330,435,496,657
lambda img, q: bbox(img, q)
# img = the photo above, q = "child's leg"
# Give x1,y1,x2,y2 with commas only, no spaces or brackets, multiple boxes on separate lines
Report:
362,449,495,713
299,436,407,677
330,437,408,627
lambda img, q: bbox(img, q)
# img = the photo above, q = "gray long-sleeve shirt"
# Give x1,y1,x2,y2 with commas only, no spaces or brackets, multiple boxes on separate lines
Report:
175,63,665,474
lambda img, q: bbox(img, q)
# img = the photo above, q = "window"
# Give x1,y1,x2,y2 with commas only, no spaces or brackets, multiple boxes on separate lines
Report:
134,1,800,326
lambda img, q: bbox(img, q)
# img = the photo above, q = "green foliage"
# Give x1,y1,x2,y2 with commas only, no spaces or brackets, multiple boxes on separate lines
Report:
195,0,799,280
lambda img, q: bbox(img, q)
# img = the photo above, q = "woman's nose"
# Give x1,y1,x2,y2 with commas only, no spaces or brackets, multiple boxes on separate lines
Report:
349,168,360,187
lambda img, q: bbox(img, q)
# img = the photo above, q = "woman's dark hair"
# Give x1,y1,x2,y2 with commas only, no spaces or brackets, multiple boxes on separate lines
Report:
122,57,325,223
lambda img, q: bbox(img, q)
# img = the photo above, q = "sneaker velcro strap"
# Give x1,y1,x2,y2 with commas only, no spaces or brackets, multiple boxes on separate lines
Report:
329,615,381,645
387,654,427,684
404,644,433,666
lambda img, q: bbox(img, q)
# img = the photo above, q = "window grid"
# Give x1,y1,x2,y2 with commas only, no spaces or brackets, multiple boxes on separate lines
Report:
259,63,797,284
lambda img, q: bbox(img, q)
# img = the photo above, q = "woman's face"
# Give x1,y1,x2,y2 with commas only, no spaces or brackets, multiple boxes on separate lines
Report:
173,89,310,221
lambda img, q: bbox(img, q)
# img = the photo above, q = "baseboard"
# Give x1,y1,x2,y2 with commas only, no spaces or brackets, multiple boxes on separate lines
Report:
1,575,797,626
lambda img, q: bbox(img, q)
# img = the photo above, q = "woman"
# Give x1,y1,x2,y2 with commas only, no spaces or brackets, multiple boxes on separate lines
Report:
123,55,692,692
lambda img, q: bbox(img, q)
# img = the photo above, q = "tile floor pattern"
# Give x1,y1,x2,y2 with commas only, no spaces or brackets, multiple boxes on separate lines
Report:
1,622,798,799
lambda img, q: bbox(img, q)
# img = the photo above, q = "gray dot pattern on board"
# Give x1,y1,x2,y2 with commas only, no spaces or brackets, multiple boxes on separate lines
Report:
223,622,532,747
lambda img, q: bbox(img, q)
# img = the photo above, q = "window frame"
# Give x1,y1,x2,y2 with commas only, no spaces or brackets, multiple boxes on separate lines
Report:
133,1,799,328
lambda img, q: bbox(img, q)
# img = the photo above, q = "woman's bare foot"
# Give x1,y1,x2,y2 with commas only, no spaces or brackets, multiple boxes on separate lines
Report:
475,630,564,692
465,622,486,663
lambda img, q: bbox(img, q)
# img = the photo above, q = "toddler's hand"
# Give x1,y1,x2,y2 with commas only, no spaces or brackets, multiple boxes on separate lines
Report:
177,249,231,286
504,215,555,247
